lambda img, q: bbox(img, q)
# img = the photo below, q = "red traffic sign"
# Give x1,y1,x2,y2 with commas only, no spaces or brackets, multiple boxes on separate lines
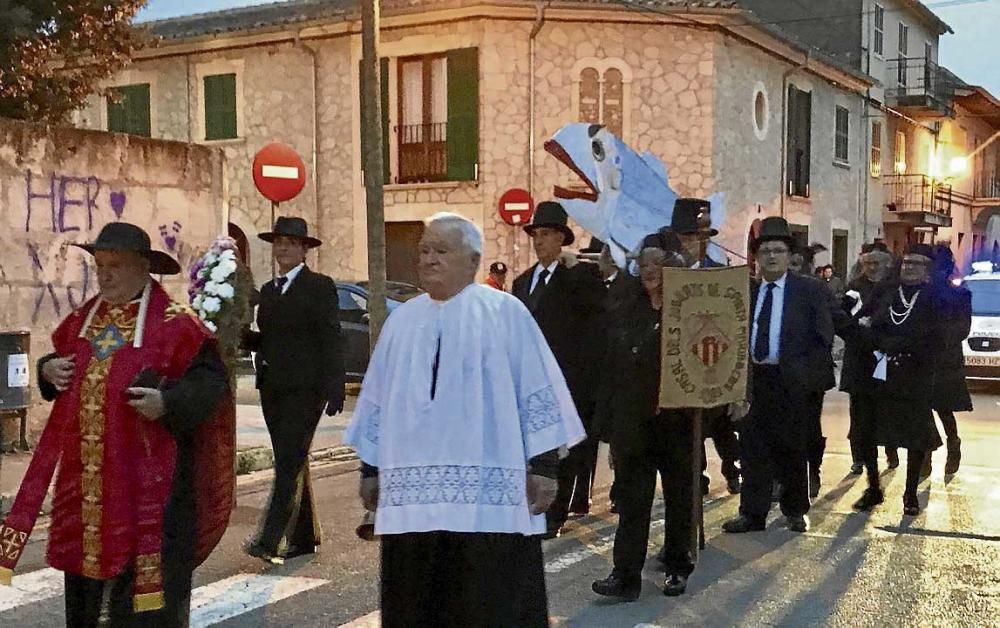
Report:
253,142,306,203
498,188,534,226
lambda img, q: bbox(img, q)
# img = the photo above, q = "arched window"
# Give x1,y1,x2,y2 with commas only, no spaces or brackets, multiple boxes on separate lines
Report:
572,59,632,139
579,68,600,125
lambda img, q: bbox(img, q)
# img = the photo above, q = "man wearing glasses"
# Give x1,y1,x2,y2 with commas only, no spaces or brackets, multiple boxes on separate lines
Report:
723,217,835,534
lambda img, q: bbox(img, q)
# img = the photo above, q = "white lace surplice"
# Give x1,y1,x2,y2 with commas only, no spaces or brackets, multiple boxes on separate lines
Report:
343,284,585,535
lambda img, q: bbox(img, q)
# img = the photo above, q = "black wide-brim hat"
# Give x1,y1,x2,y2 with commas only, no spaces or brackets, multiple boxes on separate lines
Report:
580,236,605,255
752,216,796,252
524,201,575,246
72,222,181,275
672,197,717,236
258,216,322,248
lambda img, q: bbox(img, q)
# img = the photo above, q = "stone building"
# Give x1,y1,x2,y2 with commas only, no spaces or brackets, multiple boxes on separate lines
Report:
741,0,1000,272
72,0,874,285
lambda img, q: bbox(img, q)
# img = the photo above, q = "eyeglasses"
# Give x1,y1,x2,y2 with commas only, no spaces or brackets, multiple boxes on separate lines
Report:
757,247,789,257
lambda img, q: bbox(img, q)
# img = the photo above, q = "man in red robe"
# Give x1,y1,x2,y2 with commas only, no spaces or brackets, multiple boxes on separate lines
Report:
0,222,235,627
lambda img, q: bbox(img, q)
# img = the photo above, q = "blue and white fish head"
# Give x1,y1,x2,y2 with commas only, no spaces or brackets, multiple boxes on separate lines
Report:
545,123,679,268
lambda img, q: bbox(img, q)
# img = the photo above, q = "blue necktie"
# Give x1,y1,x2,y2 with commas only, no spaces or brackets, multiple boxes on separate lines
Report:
754,283,776,362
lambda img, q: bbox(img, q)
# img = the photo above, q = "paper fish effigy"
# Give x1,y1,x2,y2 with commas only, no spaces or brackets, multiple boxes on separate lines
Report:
545,123,727,268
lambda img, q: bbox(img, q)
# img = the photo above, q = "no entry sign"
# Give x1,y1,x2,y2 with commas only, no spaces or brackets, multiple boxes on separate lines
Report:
498,188,534,226
253,142,306,203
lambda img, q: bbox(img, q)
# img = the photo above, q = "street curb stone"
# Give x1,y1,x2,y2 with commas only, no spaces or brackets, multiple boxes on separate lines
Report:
235,445,358,475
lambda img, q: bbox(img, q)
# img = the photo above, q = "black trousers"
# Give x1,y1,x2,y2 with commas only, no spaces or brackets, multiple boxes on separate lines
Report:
612,410,696,580
738,366,810,521
806,391,826,474
547,431,596,529
704,408,741,479
258,386,324,553
381,532,548,628
64,564,191,628
569,436,600,511
849,392,881,485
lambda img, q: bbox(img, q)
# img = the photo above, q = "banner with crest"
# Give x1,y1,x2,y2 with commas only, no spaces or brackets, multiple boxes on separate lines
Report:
659,266,751,409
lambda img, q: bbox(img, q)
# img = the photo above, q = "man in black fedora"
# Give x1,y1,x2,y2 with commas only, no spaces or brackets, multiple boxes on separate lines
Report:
512,201,605,536
1,222,234,626
242,216,345,563
723,217,834,535
669,198,743,497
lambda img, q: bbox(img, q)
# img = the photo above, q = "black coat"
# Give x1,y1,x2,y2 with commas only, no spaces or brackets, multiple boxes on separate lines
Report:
247,266,345,400
593,287,663,458
512,261,605,418
837,278,892,394
932,284,973,412
750,272,836,395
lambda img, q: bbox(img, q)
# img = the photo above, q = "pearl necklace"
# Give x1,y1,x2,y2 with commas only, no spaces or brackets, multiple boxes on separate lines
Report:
890,286,920,326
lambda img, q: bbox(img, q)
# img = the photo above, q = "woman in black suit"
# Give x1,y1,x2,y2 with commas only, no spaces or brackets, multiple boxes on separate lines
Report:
591,231,695,600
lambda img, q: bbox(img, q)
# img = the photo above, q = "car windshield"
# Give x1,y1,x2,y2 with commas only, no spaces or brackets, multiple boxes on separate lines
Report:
967,279,1000,316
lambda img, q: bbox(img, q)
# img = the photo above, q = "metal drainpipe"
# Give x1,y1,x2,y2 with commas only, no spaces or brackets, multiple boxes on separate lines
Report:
779,50,809,218
525,2,548,272
295,31,322,269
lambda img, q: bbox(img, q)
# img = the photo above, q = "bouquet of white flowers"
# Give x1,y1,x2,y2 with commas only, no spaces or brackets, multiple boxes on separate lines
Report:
189,238,241,332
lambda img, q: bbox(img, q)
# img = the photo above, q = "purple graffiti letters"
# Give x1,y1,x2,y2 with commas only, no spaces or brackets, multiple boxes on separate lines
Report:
26,241,94,323
27,242,62,321
25,171,114,233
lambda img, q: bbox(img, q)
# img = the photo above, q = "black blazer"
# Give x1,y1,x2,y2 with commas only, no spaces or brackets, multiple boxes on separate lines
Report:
512,261,605,416
750,272,835,394
246,266,345,396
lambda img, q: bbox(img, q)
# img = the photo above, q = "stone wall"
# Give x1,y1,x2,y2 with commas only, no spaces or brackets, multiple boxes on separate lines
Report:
0,120,225,440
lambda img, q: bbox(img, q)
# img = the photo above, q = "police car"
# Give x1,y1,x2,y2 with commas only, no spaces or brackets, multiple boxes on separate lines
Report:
962,262,1000,380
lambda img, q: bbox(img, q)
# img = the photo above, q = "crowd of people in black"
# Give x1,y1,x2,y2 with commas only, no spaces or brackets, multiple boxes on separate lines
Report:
489,199,972,602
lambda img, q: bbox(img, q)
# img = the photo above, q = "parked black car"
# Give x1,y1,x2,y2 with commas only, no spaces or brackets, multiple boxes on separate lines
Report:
337,280,423,382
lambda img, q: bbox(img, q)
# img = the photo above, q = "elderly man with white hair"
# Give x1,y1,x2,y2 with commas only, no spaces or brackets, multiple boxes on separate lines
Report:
344,212,585,627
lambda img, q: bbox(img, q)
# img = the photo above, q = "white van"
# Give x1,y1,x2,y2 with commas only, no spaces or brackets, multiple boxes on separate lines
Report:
962,265,1000,380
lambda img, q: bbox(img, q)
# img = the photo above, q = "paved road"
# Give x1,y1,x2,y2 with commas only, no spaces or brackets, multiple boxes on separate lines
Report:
2,389,999,627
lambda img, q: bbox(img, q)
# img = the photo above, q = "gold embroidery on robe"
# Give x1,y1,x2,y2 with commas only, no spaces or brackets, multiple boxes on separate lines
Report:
78,303,138,578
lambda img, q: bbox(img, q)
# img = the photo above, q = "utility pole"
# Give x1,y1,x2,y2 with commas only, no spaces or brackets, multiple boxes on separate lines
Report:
361,0,387,351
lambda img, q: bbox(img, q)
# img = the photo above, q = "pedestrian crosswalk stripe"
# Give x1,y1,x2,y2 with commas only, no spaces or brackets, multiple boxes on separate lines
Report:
338,610,380,627
191,574,328,626
0,568,64,612
0,568,327,624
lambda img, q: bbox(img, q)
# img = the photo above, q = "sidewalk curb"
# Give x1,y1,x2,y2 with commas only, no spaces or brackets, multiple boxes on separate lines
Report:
235,445,358,475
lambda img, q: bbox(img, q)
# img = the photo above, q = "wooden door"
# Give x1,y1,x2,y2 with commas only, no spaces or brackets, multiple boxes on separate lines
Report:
385,221,425,285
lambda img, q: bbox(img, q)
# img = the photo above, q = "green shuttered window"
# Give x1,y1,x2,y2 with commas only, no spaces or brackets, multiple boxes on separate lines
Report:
786,85,812,197
446,48,479,182
204,73,238,140
106,84,151,137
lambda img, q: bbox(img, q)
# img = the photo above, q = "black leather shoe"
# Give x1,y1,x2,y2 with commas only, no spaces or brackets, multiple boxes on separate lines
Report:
886,449,899,469
786,515,810,533
903,492,920,516
542,527,561,540
849,462,864,475
722,515,766,533
852,488,884,512
243,541,284,565
663,574,687,597
592,573,641,601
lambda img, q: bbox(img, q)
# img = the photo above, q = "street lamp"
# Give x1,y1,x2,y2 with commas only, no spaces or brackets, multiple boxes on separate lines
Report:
949,156,968,176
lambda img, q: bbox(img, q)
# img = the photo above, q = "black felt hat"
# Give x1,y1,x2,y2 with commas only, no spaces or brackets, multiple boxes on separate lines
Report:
671,197,716,236
258,216,323,248
72,222,181,275
751,217,796,252
580,237,606,255
904,243,937,260
524,201,575,246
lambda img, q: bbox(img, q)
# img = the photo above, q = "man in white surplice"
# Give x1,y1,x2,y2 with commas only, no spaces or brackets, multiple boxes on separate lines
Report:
344,213,585,628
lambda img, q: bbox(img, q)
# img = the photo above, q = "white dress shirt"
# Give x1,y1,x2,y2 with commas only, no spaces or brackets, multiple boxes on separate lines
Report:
751,272,787,365
528,260,560,293
275,262,305,295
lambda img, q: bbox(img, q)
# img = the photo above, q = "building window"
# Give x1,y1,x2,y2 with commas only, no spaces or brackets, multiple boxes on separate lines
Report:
898,23,909,86
577,66,624,137
106,83,151,137
873,4,884,57
834,106,850,164
385,48,479,184
871,121,883,178
894,130,907,174
786,85,811,197
753,85,769,140
204,73,238,140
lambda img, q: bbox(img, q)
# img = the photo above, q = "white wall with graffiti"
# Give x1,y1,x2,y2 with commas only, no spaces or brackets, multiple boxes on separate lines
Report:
0,119,226,439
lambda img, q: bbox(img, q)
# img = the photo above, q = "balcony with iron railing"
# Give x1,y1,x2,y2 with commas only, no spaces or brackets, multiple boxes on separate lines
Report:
975,171,1000,200
886,58,958,116
884,174,953,227
397,122,447,184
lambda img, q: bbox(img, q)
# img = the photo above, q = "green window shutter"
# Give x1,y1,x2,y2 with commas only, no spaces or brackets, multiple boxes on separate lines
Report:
107,84,150,137
204,74,237,140
446,48,479,181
